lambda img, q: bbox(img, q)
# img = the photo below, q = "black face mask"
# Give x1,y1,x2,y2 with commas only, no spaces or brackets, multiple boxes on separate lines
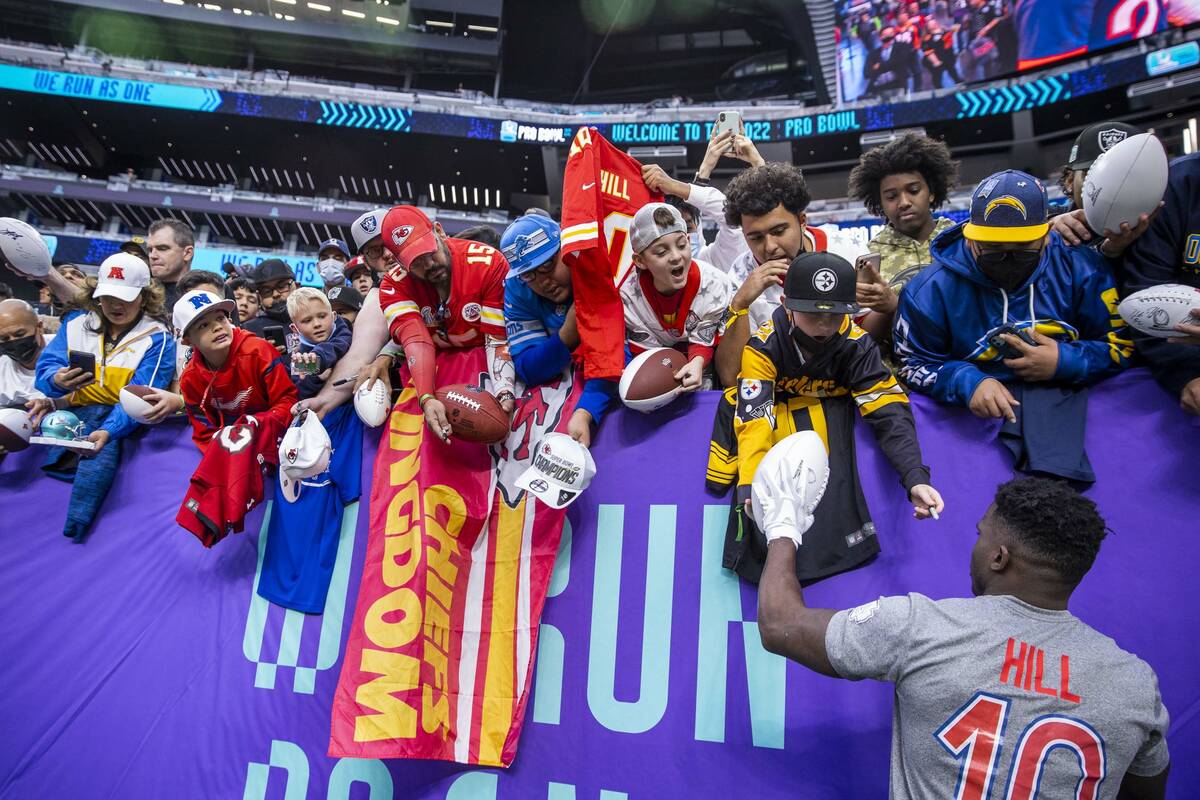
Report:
976,249,1041,292
263,301,290,322
0,334,39,365
790,324,842,373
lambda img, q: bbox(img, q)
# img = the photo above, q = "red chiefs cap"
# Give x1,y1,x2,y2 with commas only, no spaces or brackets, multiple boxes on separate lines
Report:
381,205,438,268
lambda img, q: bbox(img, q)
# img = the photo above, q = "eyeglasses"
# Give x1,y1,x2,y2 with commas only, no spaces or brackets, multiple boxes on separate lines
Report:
519,262,556,284
259,279,294,297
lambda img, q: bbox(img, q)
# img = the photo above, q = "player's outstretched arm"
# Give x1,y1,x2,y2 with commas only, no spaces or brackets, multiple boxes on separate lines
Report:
757,539,838,677
1118,767,1169,800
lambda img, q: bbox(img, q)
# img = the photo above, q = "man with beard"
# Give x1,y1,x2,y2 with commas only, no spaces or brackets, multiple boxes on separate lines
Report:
894,170,1131,482
241,259,296,345
501,213,615,447
378,205,515,440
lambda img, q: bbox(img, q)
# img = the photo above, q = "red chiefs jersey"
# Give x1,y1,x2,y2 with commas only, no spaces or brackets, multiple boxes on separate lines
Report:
379,237,507,349
179,327,298,452
176,419,282,548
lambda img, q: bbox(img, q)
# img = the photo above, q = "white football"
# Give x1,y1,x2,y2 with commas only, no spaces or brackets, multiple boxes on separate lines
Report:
1118,284,1200,338
118,385,159,424
353,379,390,427
0,407,33,452
1082,133,1168,235
0,217,52,278
618,347,684,413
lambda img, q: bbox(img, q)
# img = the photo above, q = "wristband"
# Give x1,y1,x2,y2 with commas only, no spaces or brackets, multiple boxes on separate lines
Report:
418,392,436,409
496,390,515,403
724,305,748,332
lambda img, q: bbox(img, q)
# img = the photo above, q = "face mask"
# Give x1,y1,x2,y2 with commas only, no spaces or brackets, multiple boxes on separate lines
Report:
976,249,1040,292
0,334,38,365
317,258,345,285
789,320,842,373
689,231,702,258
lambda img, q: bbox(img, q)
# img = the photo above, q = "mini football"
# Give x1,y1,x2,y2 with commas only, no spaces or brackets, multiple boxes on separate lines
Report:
435,383,510,443
119,385,160,424
1082,133,1168,235
619,347,685,413
0,217,52,278
1118,284,1200,338
353,379,390,427
0,407,33,452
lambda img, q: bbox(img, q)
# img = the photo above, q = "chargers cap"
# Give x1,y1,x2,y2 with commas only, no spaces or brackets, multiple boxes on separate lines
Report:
962,170,1050,243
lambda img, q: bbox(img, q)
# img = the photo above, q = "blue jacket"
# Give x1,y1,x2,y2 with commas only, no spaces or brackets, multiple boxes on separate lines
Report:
894,224,1132,408
1123,152,1200,397
503,277,615,424
35,310,176,440
294,315,352,400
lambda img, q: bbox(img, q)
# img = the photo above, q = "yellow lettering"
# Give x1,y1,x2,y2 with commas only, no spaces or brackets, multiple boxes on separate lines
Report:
423,591,452,653
389,448,420,487
384,481,420,537
352,648,419,742
421,682,450,738
382,516,422,588
364,587,423,649
426,566,455,614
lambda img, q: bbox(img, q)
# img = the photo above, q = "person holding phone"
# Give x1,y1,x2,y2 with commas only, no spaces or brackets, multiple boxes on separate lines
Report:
33,252,175,541
241,259,297,347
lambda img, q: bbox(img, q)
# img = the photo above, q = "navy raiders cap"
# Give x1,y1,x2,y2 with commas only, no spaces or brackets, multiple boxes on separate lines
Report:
783,252,859,314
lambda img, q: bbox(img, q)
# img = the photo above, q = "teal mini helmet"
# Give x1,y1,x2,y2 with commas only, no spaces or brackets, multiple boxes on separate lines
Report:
500,214,560,280
39,409,86,441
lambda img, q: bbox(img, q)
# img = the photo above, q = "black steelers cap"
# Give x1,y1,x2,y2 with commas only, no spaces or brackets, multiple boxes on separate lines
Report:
783,251,859,314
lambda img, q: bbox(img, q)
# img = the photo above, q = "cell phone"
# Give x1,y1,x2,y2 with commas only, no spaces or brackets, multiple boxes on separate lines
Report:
262,325,287,349
988,324,1038,359
855,253,882,282
68,350,96,376
713,110,743,139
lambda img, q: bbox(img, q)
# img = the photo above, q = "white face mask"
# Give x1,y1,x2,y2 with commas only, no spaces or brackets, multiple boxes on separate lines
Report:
689,230,703,258
318,258,345,285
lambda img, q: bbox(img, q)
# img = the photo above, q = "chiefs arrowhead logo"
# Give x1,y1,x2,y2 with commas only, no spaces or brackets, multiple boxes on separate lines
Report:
286,447,298,463
390,225,414,247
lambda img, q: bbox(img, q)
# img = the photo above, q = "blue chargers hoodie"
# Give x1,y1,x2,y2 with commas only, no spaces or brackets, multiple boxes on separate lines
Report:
894,224,1132,407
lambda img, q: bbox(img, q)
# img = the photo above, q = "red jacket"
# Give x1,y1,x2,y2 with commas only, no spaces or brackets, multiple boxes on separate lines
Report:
179,327,298,453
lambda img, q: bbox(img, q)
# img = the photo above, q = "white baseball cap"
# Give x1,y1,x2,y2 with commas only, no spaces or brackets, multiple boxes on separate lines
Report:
279,410,332,479
515,432,597,509
94,252,151,302
172,290,236,339
629,202,687,254
351,208,388,252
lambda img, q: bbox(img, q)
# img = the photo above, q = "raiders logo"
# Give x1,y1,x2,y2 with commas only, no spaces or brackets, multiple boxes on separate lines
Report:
390,225,414,247
1098,127,1129,151
461,302,482,322
360,215,379,233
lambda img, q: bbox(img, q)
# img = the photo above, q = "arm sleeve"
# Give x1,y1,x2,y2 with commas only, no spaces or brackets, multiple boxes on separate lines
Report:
823,595,915,682
733,343,778,488
1123,171,1200,396
34,321,71,398
514,334,572,387
1127,666,1172,777
844,334,930,492
689,184,747,272
479,253,508,339
1054,262,1133,384
258,348,300,433
101,331,177,440
576,377,617,425
393,314,436,398
894,288,991,407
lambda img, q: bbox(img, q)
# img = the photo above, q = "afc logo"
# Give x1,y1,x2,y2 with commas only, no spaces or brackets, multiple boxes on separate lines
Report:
107,266,126,280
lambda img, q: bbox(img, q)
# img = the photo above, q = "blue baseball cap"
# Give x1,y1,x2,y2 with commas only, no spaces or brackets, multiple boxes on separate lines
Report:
317,238,351,259
500,214,560,279
962,170,1050,244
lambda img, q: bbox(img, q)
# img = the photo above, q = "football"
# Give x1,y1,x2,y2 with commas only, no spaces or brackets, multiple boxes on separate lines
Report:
0,407,33,452
1118,284,1200,338
0,217,52,278
353,379,390,427
119,385,161,424
434,383,510,443
1082,133,1168,235
619,347,685,413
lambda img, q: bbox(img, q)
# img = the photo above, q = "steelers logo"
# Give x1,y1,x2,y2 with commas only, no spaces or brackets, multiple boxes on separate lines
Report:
740,379,760,399
813,268,837,294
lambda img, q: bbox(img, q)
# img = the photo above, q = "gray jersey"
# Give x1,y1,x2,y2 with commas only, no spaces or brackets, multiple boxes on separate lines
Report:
825,593,1169,800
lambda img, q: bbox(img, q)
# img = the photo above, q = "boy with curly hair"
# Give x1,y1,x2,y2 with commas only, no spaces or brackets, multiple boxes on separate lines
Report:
847,133,959,342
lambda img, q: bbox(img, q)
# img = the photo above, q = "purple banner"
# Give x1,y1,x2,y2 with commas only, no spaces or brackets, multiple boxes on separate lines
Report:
1,369,1197,798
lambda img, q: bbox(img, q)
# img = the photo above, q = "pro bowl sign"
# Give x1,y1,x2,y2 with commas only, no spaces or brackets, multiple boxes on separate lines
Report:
500,119,572,144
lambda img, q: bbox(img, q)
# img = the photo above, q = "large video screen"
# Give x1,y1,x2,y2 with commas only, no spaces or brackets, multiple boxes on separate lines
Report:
835,0,1200,104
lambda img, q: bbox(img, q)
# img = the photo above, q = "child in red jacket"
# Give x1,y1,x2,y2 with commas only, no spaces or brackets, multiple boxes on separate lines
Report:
173,290,298,546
